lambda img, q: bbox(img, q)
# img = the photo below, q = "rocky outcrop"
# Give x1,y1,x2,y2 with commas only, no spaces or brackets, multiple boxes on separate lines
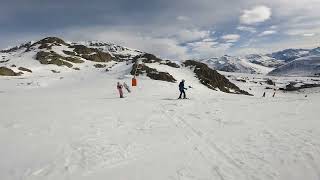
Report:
35,51,74,68
133,53,162,63
18,67,32,73
0,67,18,76
0,42,32,53
130,63,176,83
71,45,114,62
279,82,320,91
133,53,180,68
265,79,275,85
27,37,68,51
184,60,252,95
93,64,107,68
160,60,180,68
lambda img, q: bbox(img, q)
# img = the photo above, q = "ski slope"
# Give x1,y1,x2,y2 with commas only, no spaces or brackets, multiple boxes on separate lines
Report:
1,62,320,180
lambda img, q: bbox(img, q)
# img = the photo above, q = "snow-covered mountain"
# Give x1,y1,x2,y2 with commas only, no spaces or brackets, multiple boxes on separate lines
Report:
77,41,143,61
199,47,320,76
268,56,320,77
2,37,320,78
268,47,320,62
200,55,274,74
245,54,284,68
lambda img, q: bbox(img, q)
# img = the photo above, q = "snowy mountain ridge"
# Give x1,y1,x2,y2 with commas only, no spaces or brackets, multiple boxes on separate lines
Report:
199,55,276,75
268,55,320,77
198,47,320,76
1,37,320,77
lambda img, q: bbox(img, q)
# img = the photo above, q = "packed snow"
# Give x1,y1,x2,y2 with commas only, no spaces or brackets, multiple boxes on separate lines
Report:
1,61,320,180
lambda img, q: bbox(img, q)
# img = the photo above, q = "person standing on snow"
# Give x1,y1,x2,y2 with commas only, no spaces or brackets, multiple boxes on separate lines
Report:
117,82,124,98
178,79,187,99
123,82,131,93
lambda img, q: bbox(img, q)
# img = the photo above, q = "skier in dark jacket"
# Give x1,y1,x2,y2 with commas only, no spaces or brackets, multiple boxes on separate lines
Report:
178,79,187,99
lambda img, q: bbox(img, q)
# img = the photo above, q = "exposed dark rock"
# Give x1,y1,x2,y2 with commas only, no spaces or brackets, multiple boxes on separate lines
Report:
71,45,113,62
51,70,60,73
16,72,24,76
18,67,32,73
64,57,84,64
133,53,180,69
183,60,252,96
27,37,68,51
265,79,275,85
279,82,320,91
160,60,180,68
0,67,18,76
0,42,32,53
235,78,246,82
73,67,80,71
0,60,10,63
130,63,176,83
35,51,73,68
93,64,107,68
11,64,16,67
133,53,162,63
63,50,76,56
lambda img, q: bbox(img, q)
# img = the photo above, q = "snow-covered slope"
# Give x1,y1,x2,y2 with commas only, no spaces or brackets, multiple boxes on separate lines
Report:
1,60,320,180
200,55,274,74
268,56,320,77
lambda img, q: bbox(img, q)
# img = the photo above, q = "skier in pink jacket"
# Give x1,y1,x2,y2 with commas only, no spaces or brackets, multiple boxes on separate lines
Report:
117,82,124,98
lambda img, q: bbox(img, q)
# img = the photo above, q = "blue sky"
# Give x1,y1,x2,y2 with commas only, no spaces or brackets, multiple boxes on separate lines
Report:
1,0,320,59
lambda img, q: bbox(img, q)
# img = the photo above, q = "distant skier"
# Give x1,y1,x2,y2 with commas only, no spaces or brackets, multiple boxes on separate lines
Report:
272,90,276,97
117,82,124,98
178,79,187,99
262,92,266,97
123,82,131,93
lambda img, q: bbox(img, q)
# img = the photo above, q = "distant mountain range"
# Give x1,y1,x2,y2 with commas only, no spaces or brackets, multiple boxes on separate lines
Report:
199,47,320,77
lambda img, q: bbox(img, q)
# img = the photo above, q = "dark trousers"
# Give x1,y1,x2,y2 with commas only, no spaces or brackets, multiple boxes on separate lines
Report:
179,89,186,98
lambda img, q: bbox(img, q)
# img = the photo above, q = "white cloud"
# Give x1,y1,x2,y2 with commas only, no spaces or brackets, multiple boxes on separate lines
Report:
237,26,256,33
303,33,315,37
221,34,240,43
175,29,211,43
259,30,277,36
240,6,272,25
176,16,190,21
270,25,278,29
286,28,318,37
62,26,189,60
187,40,232,58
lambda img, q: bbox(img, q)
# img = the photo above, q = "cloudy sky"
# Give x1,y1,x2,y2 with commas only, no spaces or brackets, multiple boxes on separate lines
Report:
1,0,320,59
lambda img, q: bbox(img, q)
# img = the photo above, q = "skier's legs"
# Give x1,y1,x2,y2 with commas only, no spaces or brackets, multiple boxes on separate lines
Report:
182,90,186,98
119,89,124,98
179,89,183,98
